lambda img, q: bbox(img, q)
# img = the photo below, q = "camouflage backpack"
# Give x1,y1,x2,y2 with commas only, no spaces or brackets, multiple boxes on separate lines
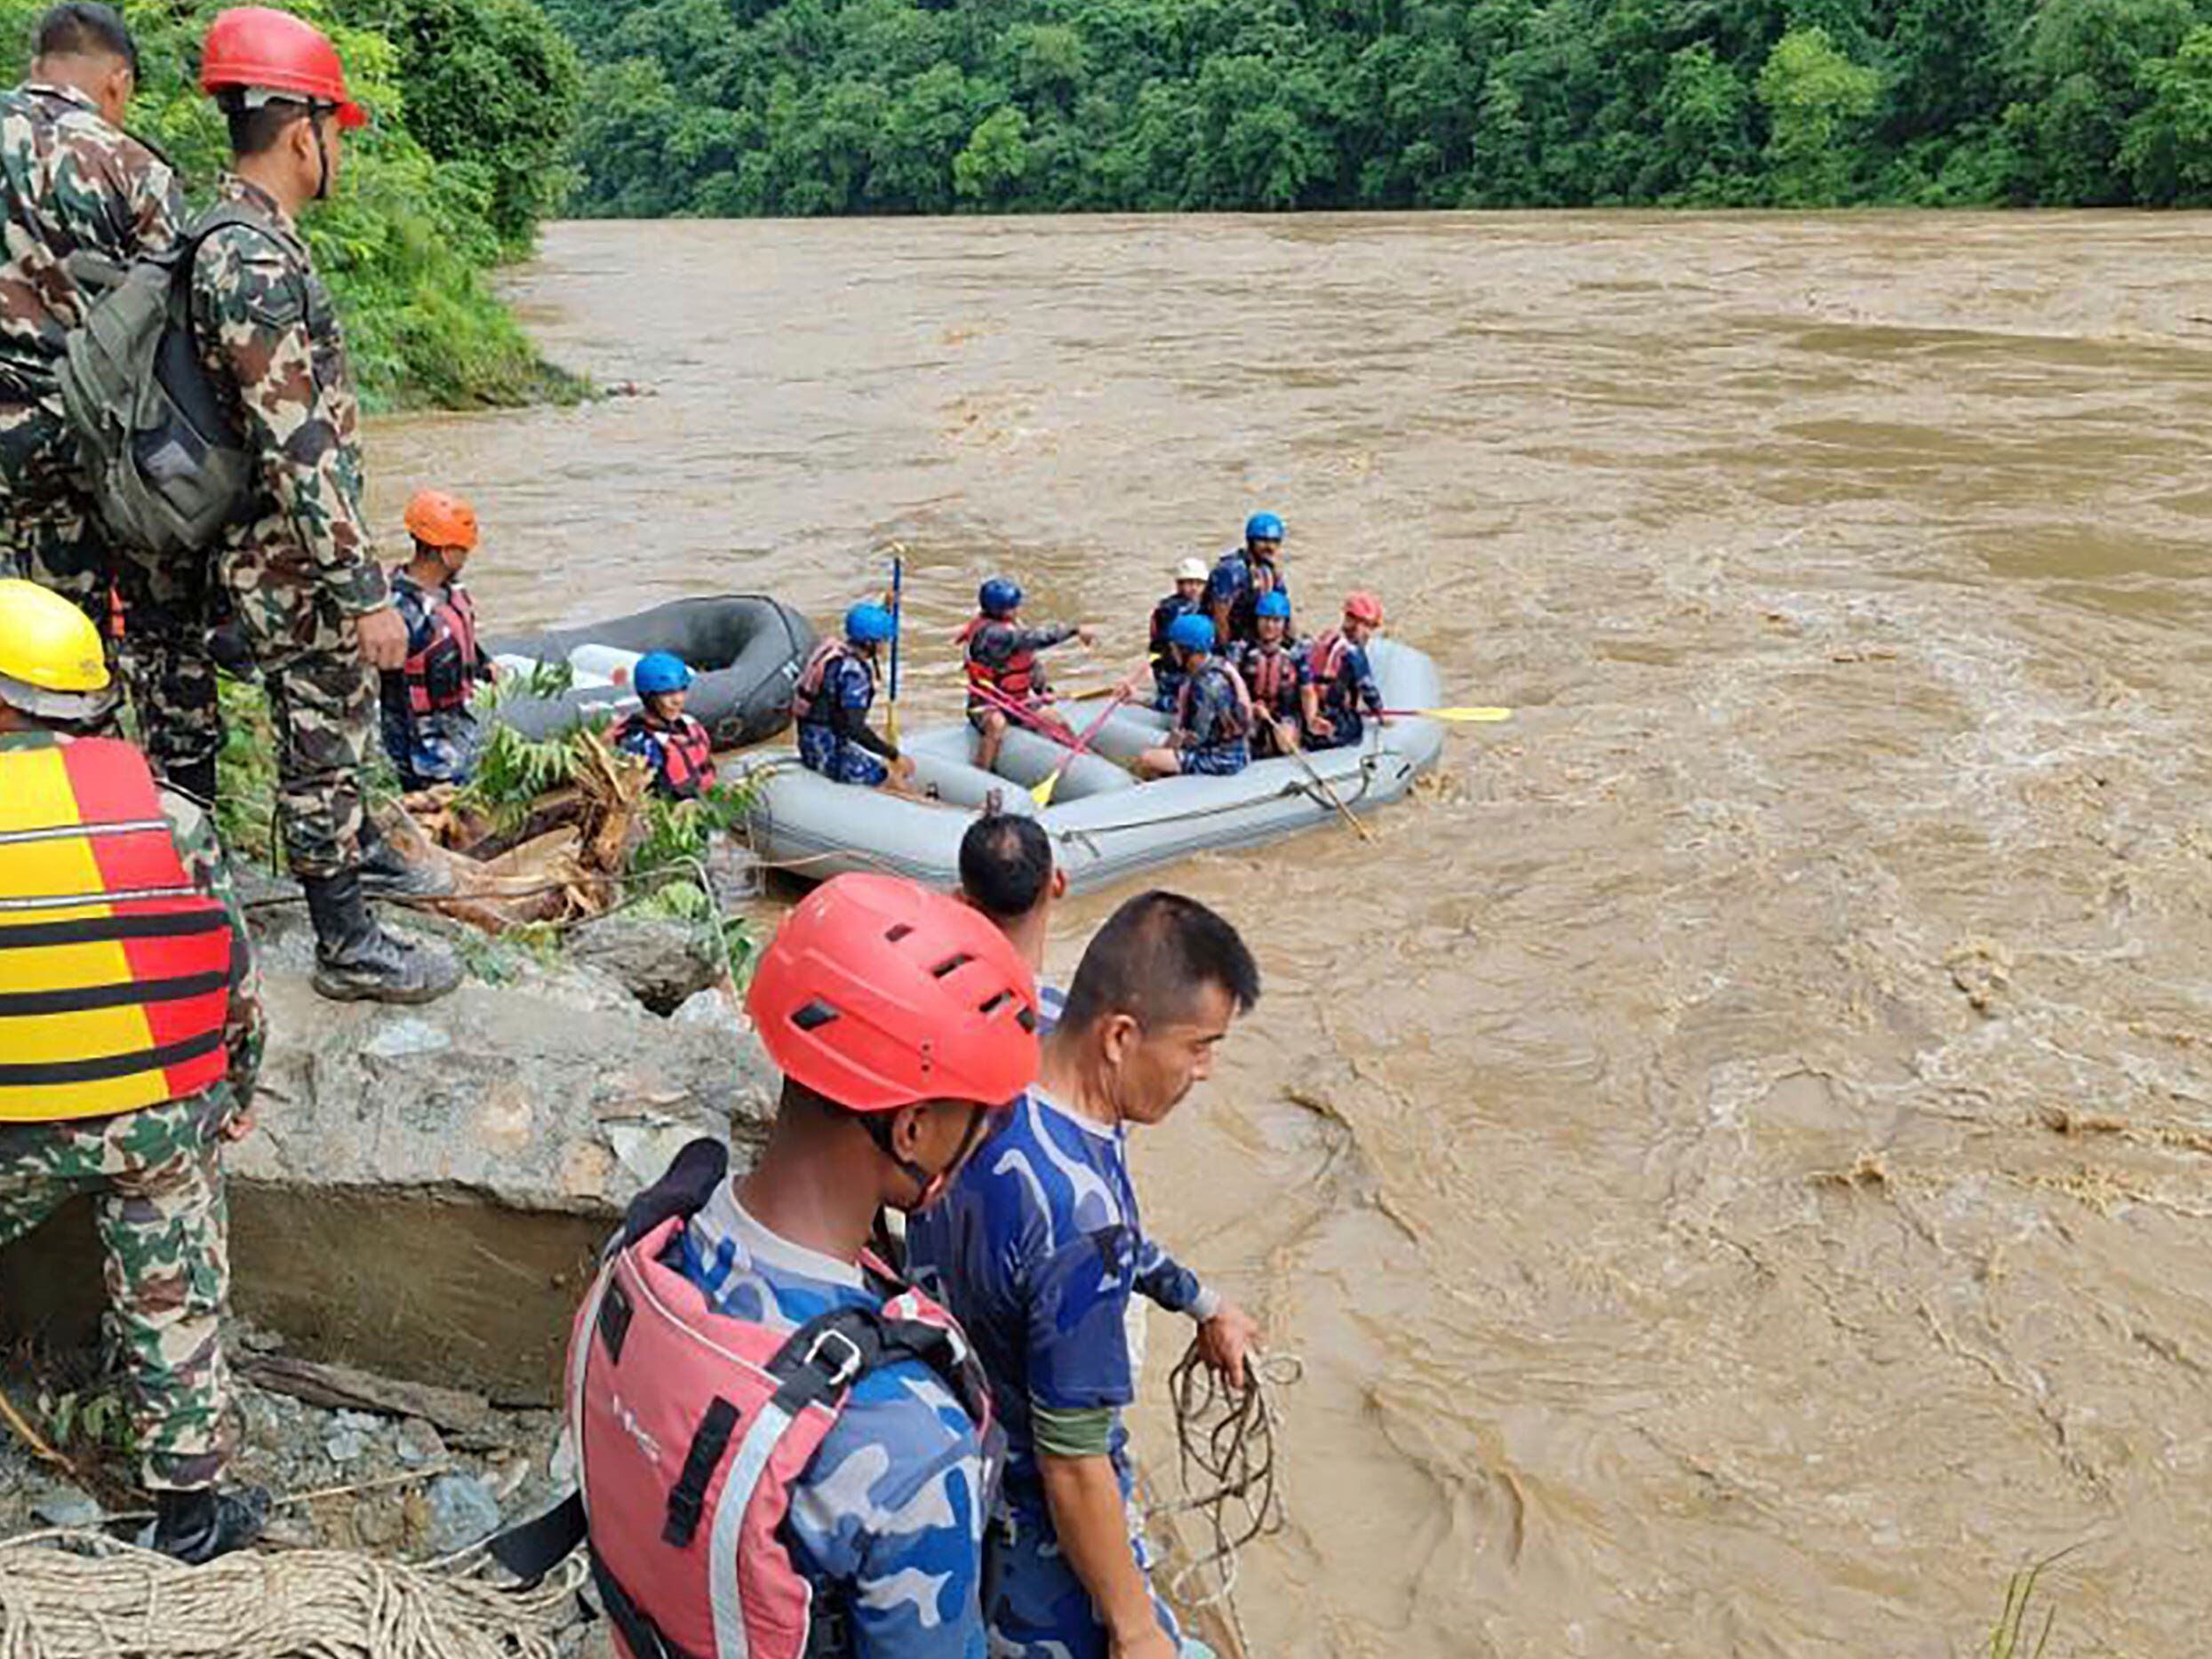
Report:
56,204,262,559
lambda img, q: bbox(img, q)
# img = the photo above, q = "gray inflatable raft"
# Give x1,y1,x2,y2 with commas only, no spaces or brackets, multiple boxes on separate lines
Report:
738,639,1445,893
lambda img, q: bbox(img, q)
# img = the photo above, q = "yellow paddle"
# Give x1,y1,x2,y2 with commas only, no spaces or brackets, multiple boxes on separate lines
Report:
1375,706,1514,723
1034,679,1138,807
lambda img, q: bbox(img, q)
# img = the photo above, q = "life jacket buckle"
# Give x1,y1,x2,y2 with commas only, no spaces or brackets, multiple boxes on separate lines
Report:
803,1328,865,1388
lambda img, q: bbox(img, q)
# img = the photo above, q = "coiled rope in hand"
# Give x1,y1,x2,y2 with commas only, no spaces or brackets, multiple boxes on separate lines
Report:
0,1530,585,1659
1148,1342,1303,1650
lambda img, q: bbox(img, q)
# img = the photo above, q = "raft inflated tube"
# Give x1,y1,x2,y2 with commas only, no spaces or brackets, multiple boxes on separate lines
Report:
739,638,1448,893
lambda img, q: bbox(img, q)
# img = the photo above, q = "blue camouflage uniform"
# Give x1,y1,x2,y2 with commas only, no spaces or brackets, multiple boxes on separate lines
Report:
906,1087,1217,1659
1308,634,1385,751
1148,592,1202,714
675,1182,991,1659
798,650,891,786
378,568,485,789
1205,551,1288,649
1177,660,1250,778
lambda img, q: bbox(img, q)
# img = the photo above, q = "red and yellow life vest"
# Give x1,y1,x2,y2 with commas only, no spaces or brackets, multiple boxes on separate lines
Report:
0,738,234,1122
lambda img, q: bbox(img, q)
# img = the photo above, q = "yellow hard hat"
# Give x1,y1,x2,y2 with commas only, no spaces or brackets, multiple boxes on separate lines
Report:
0,578,116,722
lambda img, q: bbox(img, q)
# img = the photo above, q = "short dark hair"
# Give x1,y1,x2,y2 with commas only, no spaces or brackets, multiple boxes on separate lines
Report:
1058,889,1259,1033
32,2,137,76
224,96,313,158
959,812,1053,921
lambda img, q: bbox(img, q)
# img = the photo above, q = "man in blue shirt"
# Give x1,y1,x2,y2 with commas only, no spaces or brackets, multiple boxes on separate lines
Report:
908,890,1264,1659
1207,511,1289,650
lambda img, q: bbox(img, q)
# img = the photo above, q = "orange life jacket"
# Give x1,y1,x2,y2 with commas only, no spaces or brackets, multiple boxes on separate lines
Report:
615,710,715,801
395,573,482,715
0,738,234,1122
1241,642,1301,715
960,616,1043,705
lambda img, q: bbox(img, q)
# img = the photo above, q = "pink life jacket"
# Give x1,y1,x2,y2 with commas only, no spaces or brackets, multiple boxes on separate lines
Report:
396,576,481,715
566,1212,994,1659
787,638,858,726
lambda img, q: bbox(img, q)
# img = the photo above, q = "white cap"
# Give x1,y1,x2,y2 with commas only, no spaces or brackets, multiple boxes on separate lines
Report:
1174,556,1210,583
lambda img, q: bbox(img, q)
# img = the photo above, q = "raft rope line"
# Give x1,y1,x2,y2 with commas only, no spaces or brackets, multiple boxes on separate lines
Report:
1147,1341,1304,1654
0,1527,587,1659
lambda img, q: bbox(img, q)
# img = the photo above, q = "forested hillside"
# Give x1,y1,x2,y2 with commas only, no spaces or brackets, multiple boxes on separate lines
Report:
547,0,2212,216
4,0,580,405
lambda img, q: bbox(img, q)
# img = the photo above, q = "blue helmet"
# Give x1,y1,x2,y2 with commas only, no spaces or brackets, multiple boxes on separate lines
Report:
844,602,896,645
978,578,1022,618
634,650,693,696
1167,612,1216,655
1245,511,1285,545
1255,590,1292,621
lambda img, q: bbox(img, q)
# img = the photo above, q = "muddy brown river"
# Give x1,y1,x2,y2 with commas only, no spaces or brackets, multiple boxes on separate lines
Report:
371,213,2212,1657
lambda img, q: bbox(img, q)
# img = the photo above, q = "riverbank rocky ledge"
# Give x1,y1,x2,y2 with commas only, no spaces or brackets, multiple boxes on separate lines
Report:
0,886,779,1652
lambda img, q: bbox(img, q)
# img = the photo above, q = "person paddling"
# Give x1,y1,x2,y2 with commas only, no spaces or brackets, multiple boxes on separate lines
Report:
960,578,1090,774
1135,613,1251,780
1234,589,1308,758
611,650,715,800
1303,591,1388,751
379,489,492,792
792,601,918,793
1148,557,1210,711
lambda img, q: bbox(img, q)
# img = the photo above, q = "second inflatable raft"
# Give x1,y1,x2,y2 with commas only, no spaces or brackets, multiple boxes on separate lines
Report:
738,639,1447,893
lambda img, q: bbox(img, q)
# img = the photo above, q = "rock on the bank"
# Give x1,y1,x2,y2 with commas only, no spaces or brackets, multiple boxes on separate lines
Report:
563,915,726,1016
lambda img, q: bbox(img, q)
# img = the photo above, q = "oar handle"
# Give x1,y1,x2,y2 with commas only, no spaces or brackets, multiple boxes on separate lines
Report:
969,678,1082,748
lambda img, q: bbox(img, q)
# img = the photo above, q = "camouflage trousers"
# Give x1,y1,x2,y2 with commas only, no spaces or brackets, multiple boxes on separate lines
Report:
0,1091,236,1491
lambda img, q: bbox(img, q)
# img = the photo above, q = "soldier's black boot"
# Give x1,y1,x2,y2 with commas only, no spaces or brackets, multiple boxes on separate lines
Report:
150,1484,270,1564
302,869,462,1004
355,819,455,900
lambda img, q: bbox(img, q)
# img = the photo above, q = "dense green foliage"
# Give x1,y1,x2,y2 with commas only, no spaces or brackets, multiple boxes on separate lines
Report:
551,0,2212,215
3,0,581,405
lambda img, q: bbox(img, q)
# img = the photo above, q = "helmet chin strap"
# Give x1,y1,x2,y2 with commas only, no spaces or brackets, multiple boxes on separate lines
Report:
869,1104,992,1213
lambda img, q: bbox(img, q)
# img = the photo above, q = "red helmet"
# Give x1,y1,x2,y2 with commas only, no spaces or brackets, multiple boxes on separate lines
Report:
200,8,366,129
1343,591,1385,626
747,873,1039,1113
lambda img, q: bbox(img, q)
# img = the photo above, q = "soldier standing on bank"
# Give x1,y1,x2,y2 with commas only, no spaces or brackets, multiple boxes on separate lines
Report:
0,4,181,620
0,578,269,1563
188,7,458,1003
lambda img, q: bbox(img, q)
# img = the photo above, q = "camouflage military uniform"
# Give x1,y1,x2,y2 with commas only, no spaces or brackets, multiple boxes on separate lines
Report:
0,730,264,1492
188,174,387,879
0,81,183,610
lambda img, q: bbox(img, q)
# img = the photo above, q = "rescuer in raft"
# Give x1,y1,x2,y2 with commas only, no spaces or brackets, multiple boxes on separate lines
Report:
1234,589,1310,758
379,488,492,792
559,873,1040,1659
0,579,270,1563
611,650,715,801
1303,590,1389,751
1207,511,1290,650
1147,556,1211,712
1134,613,1252,780
792,600,918,792
906,889,1264,1659
960,578,1091,775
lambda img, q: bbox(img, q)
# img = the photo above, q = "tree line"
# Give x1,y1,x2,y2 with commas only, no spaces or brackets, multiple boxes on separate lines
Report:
546,0,2212,217
4,0,581,405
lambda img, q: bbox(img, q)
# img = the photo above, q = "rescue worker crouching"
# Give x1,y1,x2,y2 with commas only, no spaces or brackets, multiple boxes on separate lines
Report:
1134,614,1251,781
793,601,917,793
0,579,269,1563
961,578,1090,775
1234,589,1308,759
611,650,715,801
1303,590,1388,751
379,488,492,792
563,873,1040,1659
1147,557,1210,713
1206,511,1289,650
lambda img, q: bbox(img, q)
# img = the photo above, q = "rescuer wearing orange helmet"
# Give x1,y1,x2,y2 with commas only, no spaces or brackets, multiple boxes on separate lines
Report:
0,579,270,1563
379,489,493,791
187,8,459,1003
